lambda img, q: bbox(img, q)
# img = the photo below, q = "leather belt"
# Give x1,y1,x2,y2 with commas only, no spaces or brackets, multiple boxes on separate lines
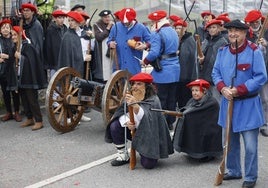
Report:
159,53,177,60
234,93,258,100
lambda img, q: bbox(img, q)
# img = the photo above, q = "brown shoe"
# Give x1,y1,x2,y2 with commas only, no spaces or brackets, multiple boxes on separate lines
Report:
14,112,22,122
20,119,34,127
32,122,43,131
1,112,13,121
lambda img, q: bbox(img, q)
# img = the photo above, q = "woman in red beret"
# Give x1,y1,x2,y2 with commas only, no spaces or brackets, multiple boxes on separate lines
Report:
0,19,22,122
105,72,173,169
173,79,222,162
11,27,47,130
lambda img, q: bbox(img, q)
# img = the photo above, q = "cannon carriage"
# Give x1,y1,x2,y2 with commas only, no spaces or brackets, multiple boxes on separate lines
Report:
45,67,131,133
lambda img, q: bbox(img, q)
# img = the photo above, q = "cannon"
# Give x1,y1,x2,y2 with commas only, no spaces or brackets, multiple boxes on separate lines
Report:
45,67,131,133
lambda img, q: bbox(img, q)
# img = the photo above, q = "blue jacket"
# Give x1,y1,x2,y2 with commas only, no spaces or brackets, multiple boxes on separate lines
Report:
107,21,151,75
212,40,267,132
145,25,180,83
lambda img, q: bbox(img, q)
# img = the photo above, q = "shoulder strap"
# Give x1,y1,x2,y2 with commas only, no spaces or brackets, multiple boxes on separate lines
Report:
158,32,165,55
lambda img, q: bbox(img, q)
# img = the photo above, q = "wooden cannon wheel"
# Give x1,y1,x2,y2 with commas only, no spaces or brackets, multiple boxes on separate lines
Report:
101,70,131,126
45,67,84,133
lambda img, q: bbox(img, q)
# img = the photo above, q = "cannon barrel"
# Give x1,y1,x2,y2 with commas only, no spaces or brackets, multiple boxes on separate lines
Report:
71,77,105,108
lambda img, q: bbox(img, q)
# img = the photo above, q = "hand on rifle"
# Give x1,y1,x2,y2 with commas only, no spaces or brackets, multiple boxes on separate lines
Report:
15,51,21,59
84,54,92,62
0,58,4,63
126,121,136,131
198,55,205,64
258,37,268,47
86,30,94,38
109,41,117,49
221,86,238,100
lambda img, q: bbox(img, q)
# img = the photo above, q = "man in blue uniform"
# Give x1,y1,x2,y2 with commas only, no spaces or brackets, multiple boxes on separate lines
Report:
212,19,267,188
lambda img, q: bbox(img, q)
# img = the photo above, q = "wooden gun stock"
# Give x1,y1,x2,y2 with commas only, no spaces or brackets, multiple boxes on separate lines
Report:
214,99,233,186
16,19,23,73
150,108,183,118
257,14,268,43
128,104,136,170
194,34,204,59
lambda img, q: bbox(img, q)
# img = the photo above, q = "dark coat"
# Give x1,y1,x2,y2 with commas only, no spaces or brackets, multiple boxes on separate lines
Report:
44,21,67,70
23,16,44,61
105,95,174,159
178,31,197,82
0,36,14,80
200,34,228,84
173,93,222,158
18,40,47,89
58,28,84,75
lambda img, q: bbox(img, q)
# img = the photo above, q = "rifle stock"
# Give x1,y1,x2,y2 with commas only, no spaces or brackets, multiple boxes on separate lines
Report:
128,103,136,170
214,99,233,186
150,108,183,117
257,14,268,42
194,34,204,59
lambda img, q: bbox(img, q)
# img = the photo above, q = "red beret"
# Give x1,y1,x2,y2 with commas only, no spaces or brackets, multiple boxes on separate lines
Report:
52,10,66,17
173,19,188,27
205,19,222,29
245,10,262,23
113,10,121,19
201,11,215,19
216,15,231,24
67,11,84,23
129,73,153,83
0,19,12,28
80,12,90,20
148,10,167,21
219,13,229,17
12,26,27,40
119,8,136,23
186,79,210,92
21,3,37,13
169,14,182,22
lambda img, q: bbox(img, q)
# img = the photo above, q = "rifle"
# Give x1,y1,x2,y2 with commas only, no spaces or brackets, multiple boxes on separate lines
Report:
214,40,238,186
128,91,136,170
150,108,183,118
257,14,268,43
194,34,204,70
15,18,23,75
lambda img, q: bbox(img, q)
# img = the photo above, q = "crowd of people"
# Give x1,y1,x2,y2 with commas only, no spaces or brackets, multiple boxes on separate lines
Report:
1,2,268,188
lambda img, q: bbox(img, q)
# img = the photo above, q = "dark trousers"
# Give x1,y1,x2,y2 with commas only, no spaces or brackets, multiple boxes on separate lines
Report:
20,88,42,122
0,78,20,113
156,82,178,125
110,119,158,169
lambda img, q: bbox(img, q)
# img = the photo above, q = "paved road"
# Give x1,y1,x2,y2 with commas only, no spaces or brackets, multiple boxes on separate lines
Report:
0,108,267,188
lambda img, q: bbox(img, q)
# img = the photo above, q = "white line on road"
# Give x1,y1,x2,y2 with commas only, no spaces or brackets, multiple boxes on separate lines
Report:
24,153,117,188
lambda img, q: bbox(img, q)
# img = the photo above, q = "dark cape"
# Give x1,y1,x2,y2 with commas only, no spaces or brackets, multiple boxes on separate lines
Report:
23,16,44,61
0,36,14,81
18,40,47,89
58,28,84,76
173,93,222,158
44,21,67,70
105,95,174,159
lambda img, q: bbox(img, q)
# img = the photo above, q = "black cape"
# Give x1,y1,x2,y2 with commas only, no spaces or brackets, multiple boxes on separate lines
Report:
105,95,174,159
18,40,47,89
44,21,67,70
173,93,222,158
58,28,84,75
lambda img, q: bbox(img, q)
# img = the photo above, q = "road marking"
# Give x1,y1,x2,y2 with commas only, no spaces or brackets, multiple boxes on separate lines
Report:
24,153,117,188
